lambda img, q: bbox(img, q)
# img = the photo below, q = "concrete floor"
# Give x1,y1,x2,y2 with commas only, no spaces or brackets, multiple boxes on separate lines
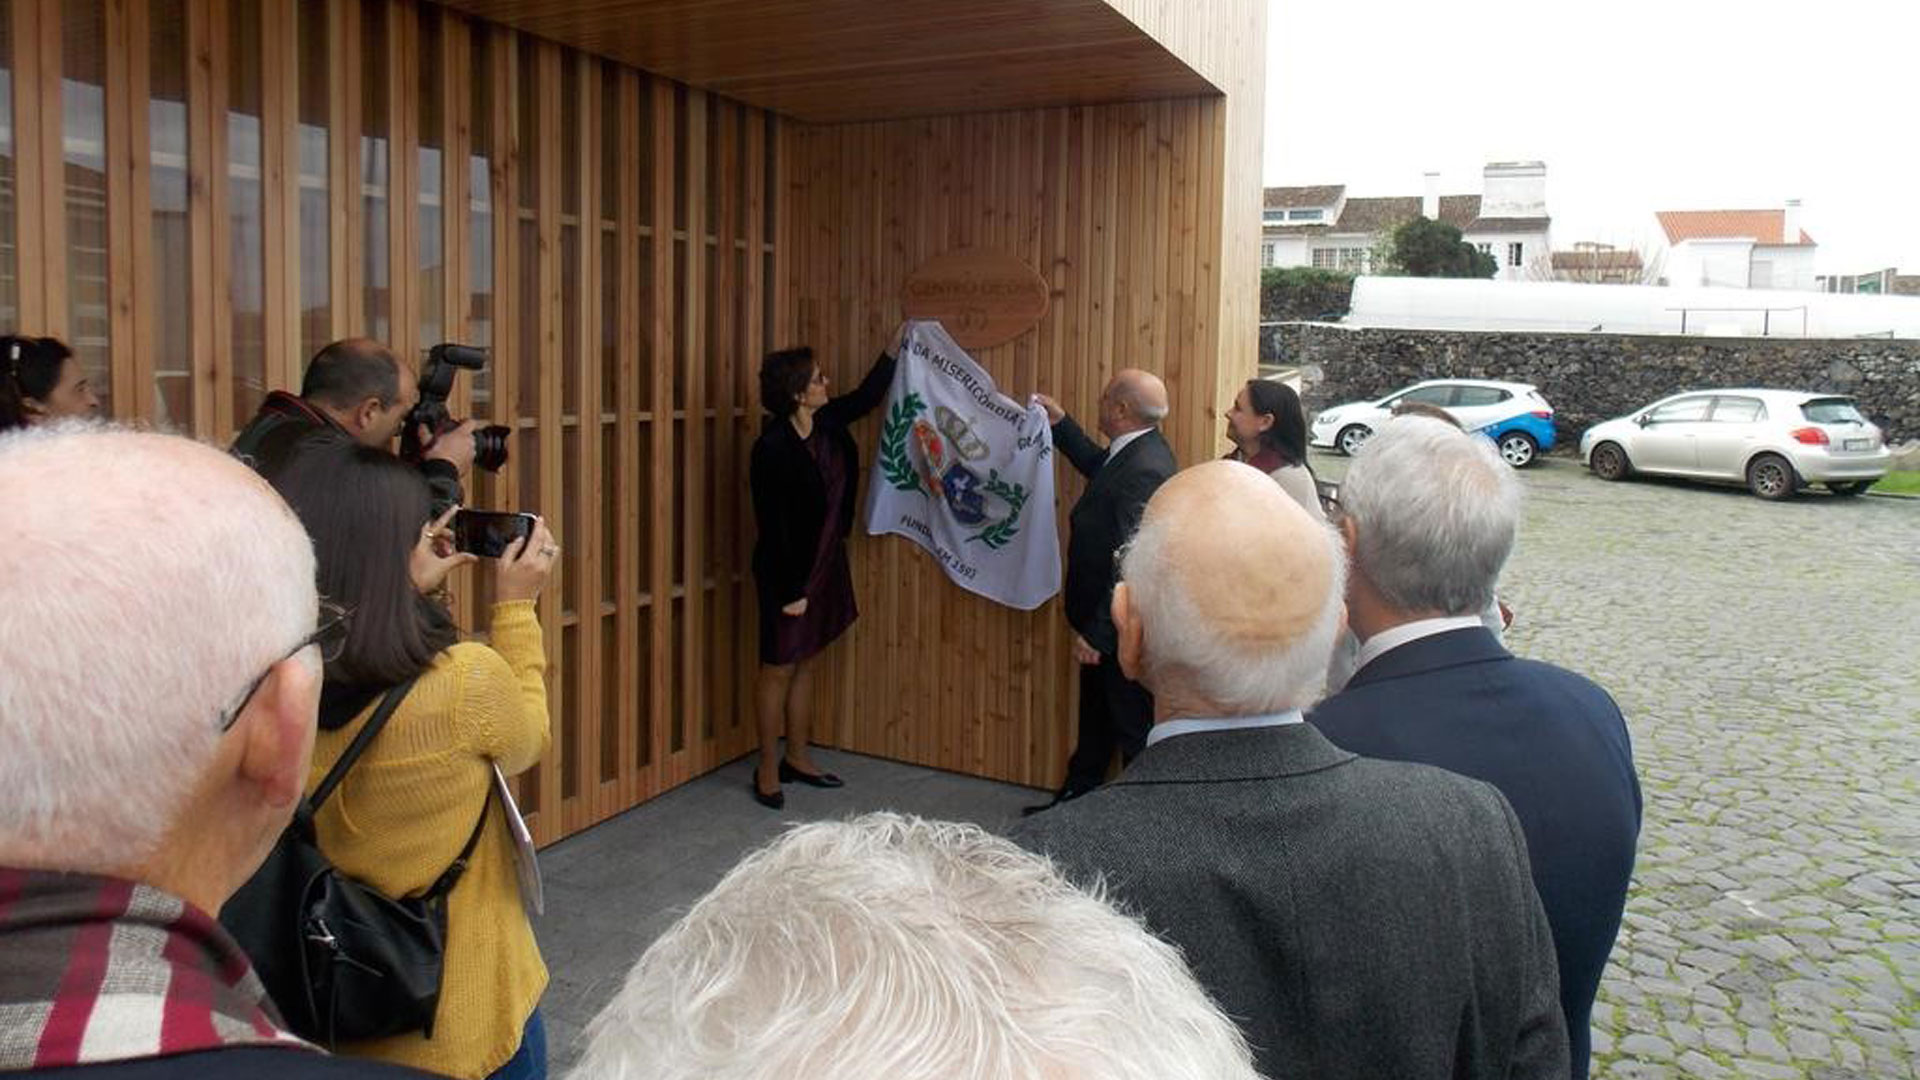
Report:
530,748,1046,1071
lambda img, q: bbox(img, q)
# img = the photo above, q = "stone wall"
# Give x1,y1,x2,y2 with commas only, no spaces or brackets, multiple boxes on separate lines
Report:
1271,324,1920,448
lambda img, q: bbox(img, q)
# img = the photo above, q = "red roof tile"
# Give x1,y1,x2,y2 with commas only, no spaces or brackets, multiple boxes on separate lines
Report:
1656,209,1814,246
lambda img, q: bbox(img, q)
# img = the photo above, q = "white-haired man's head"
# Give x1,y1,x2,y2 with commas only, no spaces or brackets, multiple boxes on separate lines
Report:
1338,415,1521,620
0,422,321,912
1113,460,1346,716
571,813,1260,1080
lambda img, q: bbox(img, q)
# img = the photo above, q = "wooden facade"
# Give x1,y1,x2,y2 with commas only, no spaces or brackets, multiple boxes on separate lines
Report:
0,0,1265,844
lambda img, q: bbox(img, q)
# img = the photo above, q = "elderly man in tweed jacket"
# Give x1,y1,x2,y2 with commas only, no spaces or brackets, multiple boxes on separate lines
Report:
1012,460,1568,1080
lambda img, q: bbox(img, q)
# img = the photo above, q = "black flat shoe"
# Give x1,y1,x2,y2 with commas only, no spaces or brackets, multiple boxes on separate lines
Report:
751,779,784,810
780,760,845,789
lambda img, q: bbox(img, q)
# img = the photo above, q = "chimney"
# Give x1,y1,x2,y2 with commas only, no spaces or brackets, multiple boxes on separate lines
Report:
1783,198,1803,244
1422,171,1440,220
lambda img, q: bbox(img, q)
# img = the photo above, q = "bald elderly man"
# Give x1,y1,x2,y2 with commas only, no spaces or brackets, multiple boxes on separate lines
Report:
1028,370,1177,812
0,424,431,1078
1012,460,1568,1080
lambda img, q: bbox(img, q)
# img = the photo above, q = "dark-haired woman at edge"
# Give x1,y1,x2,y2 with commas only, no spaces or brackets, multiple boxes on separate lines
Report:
1223,377,1325,523
748,342,897,809
0,335,100,430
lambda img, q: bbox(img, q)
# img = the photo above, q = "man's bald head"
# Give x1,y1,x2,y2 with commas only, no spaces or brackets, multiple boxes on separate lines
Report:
1114,460,1346,715
300,337,418,447
1099,369,1169,438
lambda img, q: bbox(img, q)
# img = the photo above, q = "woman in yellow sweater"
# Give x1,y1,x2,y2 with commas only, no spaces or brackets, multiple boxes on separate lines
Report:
271,437,557,1080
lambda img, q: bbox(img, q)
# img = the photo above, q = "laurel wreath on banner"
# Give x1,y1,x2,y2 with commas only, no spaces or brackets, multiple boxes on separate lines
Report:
879,392,928,493
968,470,1029,549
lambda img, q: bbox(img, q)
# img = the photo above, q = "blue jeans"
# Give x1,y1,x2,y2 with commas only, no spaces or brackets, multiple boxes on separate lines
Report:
486,1008,547,1080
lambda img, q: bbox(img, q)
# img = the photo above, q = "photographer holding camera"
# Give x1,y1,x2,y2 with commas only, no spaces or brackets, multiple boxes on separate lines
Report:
232,338,497,511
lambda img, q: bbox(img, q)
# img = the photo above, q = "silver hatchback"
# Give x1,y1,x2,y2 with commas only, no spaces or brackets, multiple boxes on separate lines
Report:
1579,389,1892,500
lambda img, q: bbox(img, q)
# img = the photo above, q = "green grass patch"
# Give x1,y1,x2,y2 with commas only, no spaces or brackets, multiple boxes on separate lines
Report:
1870,470,1920,496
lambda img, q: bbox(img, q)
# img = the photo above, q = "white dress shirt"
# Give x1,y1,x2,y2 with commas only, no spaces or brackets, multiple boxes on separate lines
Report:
1145,709,1304,748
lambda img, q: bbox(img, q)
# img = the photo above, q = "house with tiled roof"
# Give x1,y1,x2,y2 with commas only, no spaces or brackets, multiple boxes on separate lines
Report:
1261,162,1551,282
1656,202,1817,290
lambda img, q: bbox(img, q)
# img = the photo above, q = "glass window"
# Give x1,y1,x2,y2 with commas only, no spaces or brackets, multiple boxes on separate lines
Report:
1397,384,1456,406
296,0,331,364
1647,396,1711,423
1800,398,1865,424
361,0,390,341
151,0,193,426
1337,247,1366,271
1262,208,1284,224
228,0,267,427
1710,396,1765,424
0,3,17,330
1507,242,1523,267
466,25,493,410
417,6,444,349
1310,247,1336,269
1453,386,1512,407
63,2,112,417
1288,208,1323,221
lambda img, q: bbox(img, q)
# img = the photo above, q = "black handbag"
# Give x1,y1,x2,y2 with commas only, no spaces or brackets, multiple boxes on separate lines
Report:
221,678,492,1047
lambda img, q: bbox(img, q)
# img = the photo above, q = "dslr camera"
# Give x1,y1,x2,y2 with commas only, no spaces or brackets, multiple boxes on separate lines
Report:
401,343,511,472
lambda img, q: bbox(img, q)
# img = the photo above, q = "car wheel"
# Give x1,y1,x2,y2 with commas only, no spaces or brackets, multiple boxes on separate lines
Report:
1496,431,1538,468
1746,453,1797,500
1590,441,1630,481
1336,424,1372,456
1827,480,1873,496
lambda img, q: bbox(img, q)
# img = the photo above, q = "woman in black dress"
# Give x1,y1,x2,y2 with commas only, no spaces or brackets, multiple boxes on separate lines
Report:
748,344,896,808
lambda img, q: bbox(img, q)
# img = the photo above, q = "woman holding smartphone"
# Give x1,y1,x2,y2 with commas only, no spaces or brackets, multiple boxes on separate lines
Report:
747,342,896,809
270,435,556,1080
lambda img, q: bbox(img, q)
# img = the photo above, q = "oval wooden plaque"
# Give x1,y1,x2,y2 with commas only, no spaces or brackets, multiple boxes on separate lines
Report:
901,248,1050,350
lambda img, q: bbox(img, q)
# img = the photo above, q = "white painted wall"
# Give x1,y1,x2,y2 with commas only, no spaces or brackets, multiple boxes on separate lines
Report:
1480,162,1547,219
1667,239,1755,288
1751,244,1817,291
1343,275,1920,337
1463,229,1551,282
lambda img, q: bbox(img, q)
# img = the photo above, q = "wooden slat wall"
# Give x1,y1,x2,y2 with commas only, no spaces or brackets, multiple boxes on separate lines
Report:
1,0,1264,835
786,100,1237,789
3,0,783,845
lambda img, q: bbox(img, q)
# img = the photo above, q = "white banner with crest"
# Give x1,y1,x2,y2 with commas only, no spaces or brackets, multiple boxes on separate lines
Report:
864,320,1060,610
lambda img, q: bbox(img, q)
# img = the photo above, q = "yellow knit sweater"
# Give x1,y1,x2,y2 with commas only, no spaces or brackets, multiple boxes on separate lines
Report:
308,600,550,1078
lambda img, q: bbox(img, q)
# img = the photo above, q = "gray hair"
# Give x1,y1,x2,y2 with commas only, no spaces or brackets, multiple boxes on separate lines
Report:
1340,415,1521,616
1121,504,1347,713
570,813,1260,1080
0,422,317,870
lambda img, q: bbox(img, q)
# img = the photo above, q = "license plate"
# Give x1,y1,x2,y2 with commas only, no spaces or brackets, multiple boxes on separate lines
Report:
1844,438,1869,450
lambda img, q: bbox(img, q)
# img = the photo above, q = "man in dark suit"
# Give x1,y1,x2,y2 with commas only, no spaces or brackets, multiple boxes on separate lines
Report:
1308,415,1641,1080
1028,370,1177,812
1013,461,1568,1080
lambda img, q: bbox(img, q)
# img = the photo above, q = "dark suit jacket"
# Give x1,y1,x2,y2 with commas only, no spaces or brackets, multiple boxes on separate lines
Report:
1012,723,1568,1080
749,351,895,609
1309,626,1640,1079
1053,419,1176,654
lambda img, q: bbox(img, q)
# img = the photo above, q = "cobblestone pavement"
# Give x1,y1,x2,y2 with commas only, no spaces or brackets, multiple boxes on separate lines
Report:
1315,451,1920,1080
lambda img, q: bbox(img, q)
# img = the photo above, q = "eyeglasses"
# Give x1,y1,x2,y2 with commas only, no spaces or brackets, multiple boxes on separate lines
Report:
216,599,352,732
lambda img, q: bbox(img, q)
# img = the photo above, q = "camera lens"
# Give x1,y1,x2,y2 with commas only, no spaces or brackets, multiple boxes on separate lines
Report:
474,424,512,473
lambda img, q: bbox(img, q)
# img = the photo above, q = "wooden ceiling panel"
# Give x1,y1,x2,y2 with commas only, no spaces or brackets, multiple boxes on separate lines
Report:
432,0,1218,121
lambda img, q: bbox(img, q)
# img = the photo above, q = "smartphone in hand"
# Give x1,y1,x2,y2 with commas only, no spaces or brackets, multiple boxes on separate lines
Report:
451,509,538,558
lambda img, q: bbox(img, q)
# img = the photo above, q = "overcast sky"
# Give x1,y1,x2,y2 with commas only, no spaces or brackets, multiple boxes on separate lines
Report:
1263,0,1918,275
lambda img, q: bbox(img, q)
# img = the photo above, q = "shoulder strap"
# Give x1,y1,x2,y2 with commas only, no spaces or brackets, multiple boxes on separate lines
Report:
309,677,419,811
421,785,494,902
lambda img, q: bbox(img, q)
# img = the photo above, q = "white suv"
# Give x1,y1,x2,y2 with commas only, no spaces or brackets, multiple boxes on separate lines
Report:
1308,379,1557,467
